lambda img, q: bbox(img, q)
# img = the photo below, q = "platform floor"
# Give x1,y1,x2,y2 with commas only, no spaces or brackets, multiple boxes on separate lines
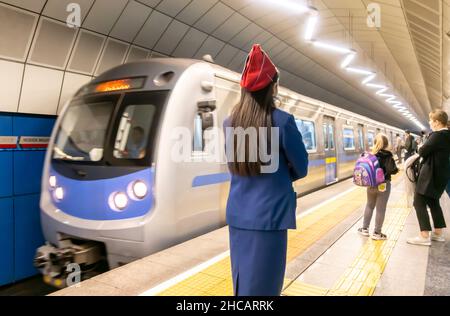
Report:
52,174,450,296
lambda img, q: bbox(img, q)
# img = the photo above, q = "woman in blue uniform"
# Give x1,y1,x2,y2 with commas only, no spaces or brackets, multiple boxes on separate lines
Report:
224,44,309,296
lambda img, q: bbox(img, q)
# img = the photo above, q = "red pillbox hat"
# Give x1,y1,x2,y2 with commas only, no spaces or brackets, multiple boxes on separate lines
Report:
240,44,278,92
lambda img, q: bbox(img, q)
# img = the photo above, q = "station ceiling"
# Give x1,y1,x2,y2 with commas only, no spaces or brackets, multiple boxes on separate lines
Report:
1,0,448,131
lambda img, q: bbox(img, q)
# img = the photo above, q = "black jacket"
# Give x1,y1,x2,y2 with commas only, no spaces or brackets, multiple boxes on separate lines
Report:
416,129,450,199
376,150,399,182
405,135,414,153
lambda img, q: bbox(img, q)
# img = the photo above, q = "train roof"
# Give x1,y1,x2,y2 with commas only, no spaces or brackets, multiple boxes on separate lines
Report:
92,57,404,134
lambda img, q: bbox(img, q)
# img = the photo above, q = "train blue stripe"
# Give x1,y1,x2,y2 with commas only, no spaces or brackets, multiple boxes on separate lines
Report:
192,173,231,187
191,159,331,187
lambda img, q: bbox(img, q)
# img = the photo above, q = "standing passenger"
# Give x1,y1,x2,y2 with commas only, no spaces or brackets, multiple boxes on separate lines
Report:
408,110,450,246
224,44,309,296
358,134,399,240
404,131,415,161
395,134,404,164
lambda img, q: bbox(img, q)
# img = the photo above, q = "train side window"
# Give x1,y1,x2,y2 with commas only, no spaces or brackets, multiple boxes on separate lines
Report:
367,131,375,148
113,104,156,160
323,124,329,150
343,127,356,151
295,119,317,151
358,126,364,150
193,114,204,152
193,101,217,153
328,124,335,150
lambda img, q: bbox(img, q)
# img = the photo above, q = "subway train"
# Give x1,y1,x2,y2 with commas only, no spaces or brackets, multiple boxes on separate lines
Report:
35,57,404,286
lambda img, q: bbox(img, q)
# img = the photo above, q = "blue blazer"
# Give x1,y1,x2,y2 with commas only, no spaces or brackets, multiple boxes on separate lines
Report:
224,108,309,231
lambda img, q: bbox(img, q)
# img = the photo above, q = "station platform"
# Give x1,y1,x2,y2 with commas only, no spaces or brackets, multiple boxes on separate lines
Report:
51,175,450,296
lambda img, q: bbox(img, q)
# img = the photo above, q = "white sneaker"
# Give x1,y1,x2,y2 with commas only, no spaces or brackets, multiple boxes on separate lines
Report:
431,233,445,242
407,236,431,246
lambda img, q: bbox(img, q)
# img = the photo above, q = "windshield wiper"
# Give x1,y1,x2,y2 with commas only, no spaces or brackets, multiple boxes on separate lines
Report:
54,147,85,161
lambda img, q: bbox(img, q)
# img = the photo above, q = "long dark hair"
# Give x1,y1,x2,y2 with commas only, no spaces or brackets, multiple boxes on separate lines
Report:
229,73,279,176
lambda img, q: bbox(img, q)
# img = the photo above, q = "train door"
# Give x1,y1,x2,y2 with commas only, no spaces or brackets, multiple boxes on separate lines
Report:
323,116,337,185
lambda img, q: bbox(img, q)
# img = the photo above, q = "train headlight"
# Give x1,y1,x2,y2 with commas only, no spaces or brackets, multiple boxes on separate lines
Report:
132,181,148,200
49,176,57,189
112,192,128,211
54,187,64,201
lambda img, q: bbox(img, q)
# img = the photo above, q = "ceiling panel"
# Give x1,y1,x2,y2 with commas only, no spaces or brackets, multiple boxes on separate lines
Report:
110,1,153,42
42,0,94,23
0,4,37,61
1,0,46,13
95,39,129,75
68,30,106,75
193,36,225,59
28,18,77,69
172,27,208,58
134,10,172,49
125,45,151,63
157,0,192,17
212,13,250,42
194,2,234,33
176,0,218,25
83,0,128,35
153,20,190,55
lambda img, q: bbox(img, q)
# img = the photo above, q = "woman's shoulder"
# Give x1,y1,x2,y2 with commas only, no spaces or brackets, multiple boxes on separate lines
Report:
376,150,394,158
272,108,294,126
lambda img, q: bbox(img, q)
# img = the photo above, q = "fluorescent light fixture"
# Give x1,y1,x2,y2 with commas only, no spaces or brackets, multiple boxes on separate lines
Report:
366,83,387,89
346,68,375,76
304,10,319,41
379,94,395,99
341,52,356,68
362,74,376,84
376,88,389,95
386,97,397,103
313,41,352,54
392,103,405,109
262,0,310,14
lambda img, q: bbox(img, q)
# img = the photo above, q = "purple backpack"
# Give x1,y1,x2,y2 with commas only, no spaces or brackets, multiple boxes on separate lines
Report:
353,152,385,187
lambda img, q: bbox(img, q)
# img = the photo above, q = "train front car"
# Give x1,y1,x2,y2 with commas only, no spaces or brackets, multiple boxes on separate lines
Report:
35,59,219,287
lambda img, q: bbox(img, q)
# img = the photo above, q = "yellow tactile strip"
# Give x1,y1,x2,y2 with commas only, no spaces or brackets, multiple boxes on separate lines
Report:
282,192,411,297
157,186,367,296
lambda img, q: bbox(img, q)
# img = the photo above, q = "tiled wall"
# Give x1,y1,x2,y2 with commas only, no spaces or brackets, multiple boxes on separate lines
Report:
0,112,55,286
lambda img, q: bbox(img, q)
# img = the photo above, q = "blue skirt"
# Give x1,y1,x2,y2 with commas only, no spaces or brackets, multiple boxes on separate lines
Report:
229,226,287,296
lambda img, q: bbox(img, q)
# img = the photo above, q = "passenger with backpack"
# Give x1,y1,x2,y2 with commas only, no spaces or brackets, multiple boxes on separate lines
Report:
355,134,399,240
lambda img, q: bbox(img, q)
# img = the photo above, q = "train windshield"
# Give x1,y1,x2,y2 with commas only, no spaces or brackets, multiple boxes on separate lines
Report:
53,99,115,162
53,91,167,167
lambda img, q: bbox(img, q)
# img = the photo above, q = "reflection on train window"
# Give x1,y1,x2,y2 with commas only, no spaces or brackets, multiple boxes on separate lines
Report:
295,119,317,151
53,101,114,162
113,105,156,160
343,127,356,150
367,131,375,148
323,124,329,150
328,125,335,150
193,113,216,153
358,126,364,150
193,114,203,152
